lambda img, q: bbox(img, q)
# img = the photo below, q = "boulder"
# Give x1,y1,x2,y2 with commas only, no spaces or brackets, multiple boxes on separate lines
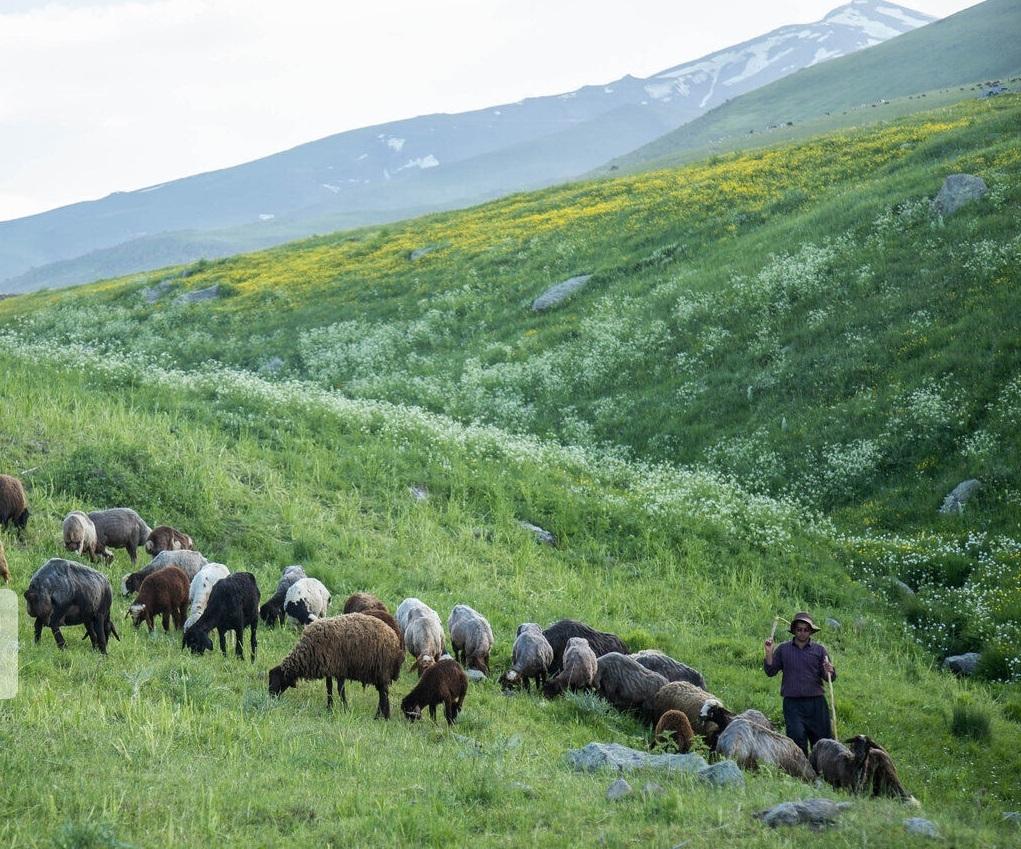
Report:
519,521,556,546
939,479,981,514
606,778,633,801
754,798,851,828
176,284,221,304
904,817,941,838
531,275,592,312
409,245,441,261
942,652,981,676
566,742,707,774
698,760,744,788
466,669,487,683
141,281,172,303
931,175,987,218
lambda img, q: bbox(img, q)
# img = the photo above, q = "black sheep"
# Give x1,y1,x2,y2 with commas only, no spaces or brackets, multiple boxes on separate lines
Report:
24,558,119,653
183,572,260,661
543,619,628,675
401,658,468,724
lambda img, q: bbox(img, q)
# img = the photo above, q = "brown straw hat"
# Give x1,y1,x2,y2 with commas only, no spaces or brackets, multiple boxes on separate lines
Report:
789,612,821,634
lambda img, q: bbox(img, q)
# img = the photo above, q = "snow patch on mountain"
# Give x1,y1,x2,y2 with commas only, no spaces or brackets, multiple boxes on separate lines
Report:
398,155,440,171
877,4,931,27
826,6,902,39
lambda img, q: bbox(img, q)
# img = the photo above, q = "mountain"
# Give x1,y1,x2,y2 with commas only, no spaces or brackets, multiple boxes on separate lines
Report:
606,0,1021,173
0,0,933,293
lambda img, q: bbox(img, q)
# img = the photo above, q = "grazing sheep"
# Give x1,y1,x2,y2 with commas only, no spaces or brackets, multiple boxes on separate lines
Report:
404,607,445,675
401,657,469,724
710,711,816,781
268,613,403,717
594,652,668,722
499,623,554,692
360,607,403,649
651,709,694,753
127,566,190,632
543,619,628,674
811,736,914,801
700,704,775,749
62,511,109,562
24,558,119,653
258,565,306,627
182,572,259,662
654,680,725,735
284,577,331,628
396,597,434,635
343,592,388,614
849,736,914,802
0,474,30,536
89,508,151,566
144,525,194,555
0,537,8,584
122,549,208,596
630,649,706,688
542,636,597,698
447,604,495,675
183,563,231,632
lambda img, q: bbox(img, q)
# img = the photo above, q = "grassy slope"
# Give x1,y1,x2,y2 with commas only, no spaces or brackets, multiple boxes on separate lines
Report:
0,353,1019,849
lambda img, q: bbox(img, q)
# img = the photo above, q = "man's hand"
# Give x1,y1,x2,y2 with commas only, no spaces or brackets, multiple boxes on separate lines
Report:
823,658,835,679
764,638,774,660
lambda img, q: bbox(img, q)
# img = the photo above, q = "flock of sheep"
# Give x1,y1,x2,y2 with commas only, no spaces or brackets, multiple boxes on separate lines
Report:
1,474,914,802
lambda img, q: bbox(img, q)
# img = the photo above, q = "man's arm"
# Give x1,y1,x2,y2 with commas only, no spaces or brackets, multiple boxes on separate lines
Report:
763,638,782,676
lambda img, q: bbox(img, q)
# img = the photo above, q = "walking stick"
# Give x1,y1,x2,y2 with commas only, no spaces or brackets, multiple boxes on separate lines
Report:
825,653,838,739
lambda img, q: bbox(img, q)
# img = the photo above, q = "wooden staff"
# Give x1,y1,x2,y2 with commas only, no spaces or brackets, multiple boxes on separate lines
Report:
825,653,838,739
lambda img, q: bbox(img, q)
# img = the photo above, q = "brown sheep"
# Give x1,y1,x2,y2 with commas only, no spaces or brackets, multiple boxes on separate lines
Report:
127,566,190,632
707,707,816,782
343,592,388,614
845,736,915,802
360,607,403,649
651,709,694,753
0,537,9,584
144,525,194,556
0,474,30,536
401,657,469,724
654,680,725,735
268,613,403,717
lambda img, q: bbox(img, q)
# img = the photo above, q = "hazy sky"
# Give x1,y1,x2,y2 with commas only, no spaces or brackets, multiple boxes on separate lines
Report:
1,0,980,221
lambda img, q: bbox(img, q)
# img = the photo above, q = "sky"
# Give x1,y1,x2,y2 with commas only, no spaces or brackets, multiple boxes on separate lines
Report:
0,0,981,222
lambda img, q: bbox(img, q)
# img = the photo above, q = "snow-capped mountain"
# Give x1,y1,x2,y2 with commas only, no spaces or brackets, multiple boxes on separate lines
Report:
0,1,934,291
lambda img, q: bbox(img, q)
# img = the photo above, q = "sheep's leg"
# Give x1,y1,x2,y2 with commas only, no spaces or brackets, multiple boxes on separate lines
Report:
47,606,67,649
337,678,347,706
161,611,170,632
429,704,437,721
127,542,138,566
234,627,244,659
249,622,257,663
218,628,228,657
444,699,456,725
84,619,98,650
375,685,391,719
33,618,44,643
326,676,334,710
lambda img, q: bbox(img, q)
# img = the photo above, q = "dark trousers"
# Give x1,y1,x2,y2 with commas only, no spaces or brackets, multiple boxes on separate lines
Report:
783,696,833,754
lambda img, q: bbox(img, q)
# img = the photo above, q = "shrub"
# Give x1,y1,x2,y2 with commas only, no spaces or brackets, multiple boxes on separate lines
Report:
950,699,992,741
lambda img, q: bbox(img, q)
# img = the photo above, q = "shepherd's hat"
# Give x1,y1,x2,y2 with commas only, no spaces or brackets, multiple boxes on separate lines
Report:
789,612,821,634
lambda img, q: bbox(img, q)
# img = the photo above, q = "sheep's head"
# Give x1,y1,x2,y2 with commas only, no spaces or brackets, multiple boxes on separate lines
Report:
127,603,146,627
183,626,213,655
700,700,730,728
412,654,435,676
498,669,521,691
267,666,294,697
144,539,156,554
468,652,490,677
24,589,49,619
400,694,422,721
542,678,566,699
259,599,282,627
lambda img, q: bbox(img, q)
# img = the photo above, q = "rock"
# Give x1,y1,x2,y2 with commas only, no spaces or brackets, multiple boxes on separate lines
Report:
509,781,535,797
176,284,221,304
825,618,841,631
939,479,981,514
890,578,916,598
754,798,851,828
942,652,981,676
606,778,633,801
408,485,429,501
1003,812,1021,826
698,760,744,788
141,281,172,303
904,817,941,838
931,175,988,217
519,521,556,546
466,669,487,683
642,781,665,797
531,274,592,311
409,245,441,261
260,356,285,375
981,85,1008,98
566,742,707,774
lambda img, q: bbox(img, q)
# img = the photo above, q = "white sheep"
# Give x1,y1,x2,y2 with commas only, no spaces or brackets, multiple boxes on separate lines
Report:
182,563,230,633
284,577,331,628
405,608,445,675
447,604,494,675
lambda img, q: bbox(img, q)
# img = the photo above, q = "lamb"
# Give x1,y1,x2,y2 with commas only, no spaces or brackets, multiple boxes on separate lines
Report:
401,657,469,724
284,577,331,628
630,649,706,688
183,563,231,632
122,549,208,595
810,736,914,802
258,565,306,627
62,511,110,562
542,636,597,698
144,525,194,556
543,619,628,674
88,508,151,565
654,680,726,735
0,474,30,536
499,623,554,691
24,558,119,653
0,537,8,584
703,704,816,781
127,566,190,632
404,607,445,675
447,604,494,675
594,652,668,722
651,710,694,753
268,613,403,717
182,572,259,661
343,592,387,614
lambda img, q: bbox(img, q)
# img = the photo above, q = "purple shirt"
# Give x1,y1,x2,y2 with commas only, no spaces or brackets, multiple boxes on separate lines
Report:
763,639,836,698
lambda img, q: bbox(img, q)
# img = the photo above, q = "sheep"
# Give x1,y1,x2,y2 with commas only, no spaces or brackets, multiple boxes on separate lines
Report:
543,619,629,674
699,703,775,749
396,597,433,635
24,558,119,653
182,572,259,662
122,549,208,596
651,710,694,753
284,577,331,628
703,704,815,781
404,607,445,675
183,563,230,632
343,591,387,614
144,525,194,556
401,657,469,724
654,680,726,735
0,537,8,584
811,736,914,802
594,652,668,722
88,508,151,566
0,474,30,536
360,607,403,649
268,613,403,717
127,566,190,632
542,636,597,698
447,604,494,675
848,735,915,802
630,649,706,688
499,623,554,691
258,565,306,627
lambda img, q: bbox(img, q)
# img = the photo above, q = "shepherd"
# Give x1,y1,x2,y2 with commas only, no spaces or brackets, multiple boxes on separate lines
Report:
764,611,836,756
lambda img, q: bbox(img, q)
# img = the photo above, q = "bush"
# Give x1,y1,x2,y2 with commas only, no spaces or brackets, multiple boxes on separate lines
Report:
950,699,992,741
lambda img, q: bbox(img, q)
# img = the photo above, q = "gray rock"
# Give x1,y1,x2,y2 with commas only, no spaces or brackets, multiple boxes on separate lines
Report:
825,618,841,631
1003,812,1021,826
531,275,592,311
942,652,981,676
466,669,487,683
509,781,535,797
754,798,851,828
642,781,665,797
141,281,172,303
176,284,221,304
606,778,633,801
260,356,285,375
409,245,441,261
566,742,708,774
940,479,981,514
904,817,941,838
698,760,745,788
931,174,988,217
408,485,429,501
890,578,916,598
519,520,556,546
